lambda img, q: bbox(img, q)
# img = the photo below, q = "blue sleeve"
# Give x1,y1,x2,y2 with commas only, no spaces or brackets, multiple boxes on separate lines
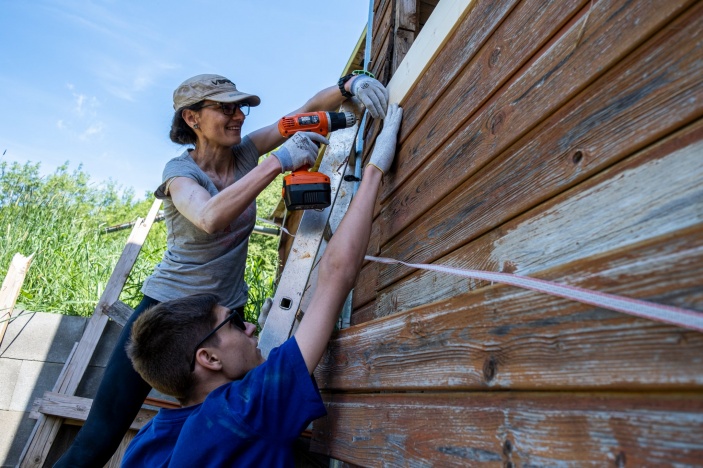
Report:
223,337,327,441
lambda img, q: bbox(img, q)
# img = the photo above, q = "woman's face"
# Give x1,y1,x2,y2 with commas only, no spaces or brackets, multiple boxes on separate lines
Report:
196,101,247,148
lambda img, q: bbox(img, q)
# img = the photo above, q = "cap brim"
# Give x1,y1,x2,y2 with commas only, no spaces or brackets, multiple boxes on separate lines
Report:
207,91,261,107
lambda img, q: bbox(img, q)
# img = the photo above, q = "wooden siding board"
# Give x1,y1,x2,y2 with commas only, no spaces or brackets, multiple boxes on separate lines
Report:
370,119,703,319
317,223,703,392
380,0,694,238
374,0,703,291
354,0,693,309
386,0,589,201
394,0,518,143
311,393,703,466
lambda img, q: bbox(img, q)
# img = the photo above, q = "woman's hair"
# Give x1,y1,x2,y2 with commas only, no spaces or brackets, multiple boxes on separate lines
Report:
169,102,205,145
127,293,220,401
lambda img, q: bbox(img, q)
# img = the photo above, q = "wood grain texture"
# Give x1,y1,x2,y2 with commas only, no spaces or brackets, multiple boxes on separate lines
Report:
370,0,392,78
364,119,703,320
355,0,680,306
311,392,703,467
385,0,588,201
382,0,693,222
318,223,703,392
374,1,703,291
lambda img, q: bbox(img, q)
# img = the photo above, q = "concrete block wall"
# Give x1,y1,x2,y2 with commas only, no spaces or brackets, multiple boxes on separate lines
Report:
0,310,122,467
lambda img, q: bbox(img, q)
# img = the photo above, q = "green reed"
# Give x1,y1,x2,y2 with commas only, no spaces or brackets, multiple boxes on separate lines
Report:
0,160,278,320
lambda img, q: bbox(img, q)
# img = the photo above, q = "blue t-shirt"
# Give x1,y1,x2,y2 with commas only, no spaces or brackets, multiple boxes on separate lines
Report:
122,338,326,467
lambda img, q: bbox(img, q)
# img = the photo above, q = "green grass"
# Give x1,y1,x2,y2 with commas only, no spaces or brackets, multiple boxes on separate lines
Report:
0,160,279,321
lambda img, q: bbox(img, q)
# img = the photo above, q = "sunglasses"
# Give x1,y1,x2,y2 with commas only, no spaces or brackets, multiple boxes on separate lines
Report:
190,308,246,372
200,102,250,116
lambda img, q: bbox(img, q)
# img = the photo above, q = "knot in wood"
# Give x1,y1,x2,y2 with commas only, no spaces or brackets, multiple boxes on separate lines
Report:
489,47,502,67
615,451,627,467
503,439,513,455
490,111,505,135
483,355,498,382
572,149,585,164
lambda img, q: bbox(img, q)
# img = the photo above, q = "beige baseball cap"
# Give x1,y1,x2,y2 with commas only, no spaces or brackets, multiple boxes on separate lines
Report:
173,74,261,110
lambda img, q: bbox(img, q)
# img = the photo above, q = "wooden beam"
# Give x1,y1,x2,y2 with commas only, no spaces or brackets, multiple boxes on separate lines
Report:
0,252,34,346
105,300,134,328
387,0,477,105
392,0,418,72
19,199,162,468
311,392,703,466
31,392,157,431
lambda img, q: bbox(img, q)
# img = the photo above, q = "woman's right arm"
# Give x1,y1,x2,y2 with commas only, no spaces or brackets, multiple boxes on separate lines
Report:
168,156,281,234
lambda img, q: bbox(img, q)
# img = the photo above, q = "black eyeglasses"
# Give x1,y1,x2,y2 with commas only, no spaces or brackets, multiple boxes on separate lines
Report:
201,102,250,116
190,308,246,372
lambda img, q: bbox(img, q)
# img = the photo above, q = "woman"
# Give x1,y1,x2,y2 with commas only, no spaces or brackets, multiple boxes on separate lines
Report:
55,72,389,467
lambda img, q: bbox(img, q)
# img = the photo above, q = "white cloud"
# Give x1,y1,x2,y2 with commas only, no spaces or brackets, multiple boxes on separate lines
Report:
79,122,105,141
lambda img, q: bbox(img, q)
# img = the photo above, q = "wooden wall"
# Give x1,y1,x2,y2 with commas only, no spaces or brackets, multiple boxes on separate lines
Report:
311,0,703,465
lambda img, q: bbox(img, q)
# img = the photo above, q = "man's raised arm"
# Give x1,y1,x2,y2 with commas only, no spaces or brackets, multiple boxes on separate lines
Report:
294,104,403,373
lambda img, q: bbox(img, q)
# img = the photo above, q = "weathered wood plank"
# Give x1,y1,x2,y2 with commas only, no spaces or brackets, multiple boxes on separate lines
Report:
395,0,417,31
370,0,392,76
387,0,482,106
376,1,703,290
387,0,589,200
383,0,694,215
311,393,703,466
19,199,162,468
34,392,157,431
355,0,690,306
319,223,703,392
390,0,519,142
0,252,33,345
382,0,690,239
366,118,703,319
105,300,134,328
392,0,417,72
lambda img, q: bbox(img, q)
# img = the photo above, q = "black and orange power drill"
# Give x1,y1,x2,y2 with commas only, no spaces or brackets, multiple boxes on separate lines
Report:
278,111,356,210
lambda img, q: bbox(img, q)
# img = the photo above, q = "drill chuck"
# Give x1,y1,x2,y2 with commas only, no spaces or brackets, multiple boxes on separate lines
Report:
327,112,356,133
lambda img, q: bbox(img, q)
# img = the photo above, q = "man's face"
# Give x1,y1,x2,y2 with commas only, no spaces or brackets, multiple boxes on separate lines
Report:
211,305,265,379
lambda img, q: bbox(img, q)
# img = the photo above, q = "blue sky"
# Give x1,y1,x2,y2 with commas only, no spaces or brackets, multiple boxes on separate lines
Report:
0,1,369,198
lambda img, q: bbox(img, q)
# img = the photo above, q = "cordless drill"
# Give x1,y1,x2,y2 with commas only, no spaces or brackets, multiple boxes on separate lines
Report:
278,111,356,210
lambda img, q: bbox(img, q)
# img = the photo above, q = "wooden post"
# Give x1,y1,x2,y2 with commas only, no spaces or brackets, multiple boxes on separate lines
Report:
0,253,34,346
387,0,477,105
18,199,162,468
393,0,418,73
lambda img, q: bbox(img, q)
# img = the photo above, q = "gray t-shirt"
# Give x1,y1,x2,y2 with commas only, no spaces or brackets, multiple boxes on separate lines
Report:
141,136,260,309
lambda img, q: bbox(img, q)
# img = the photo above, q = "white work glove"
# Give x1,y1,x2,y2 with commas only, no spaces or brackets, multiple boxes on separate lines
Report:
272,131,330,172
367,103,403,175
351,76,389,120
257,298,273,329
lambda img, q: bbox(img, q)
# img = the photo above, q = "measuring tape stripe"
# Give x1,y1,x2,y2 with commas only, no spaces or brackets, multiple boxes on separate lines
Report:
365,255,703,333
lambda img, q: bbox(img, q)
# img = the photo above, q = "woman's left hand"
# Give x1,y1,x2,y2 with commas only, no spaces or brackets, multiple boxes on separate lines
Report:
351,76,389,120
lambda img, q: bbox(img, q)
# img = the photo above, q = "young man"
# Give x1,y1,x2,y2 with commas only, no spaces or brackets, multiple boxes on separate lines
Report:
121,103,403,467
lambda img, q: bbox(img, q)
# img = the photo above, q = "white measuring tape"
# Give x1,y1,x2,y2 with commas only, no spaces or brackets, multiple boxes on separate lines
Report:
277,225,702,332
365,255,703,333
